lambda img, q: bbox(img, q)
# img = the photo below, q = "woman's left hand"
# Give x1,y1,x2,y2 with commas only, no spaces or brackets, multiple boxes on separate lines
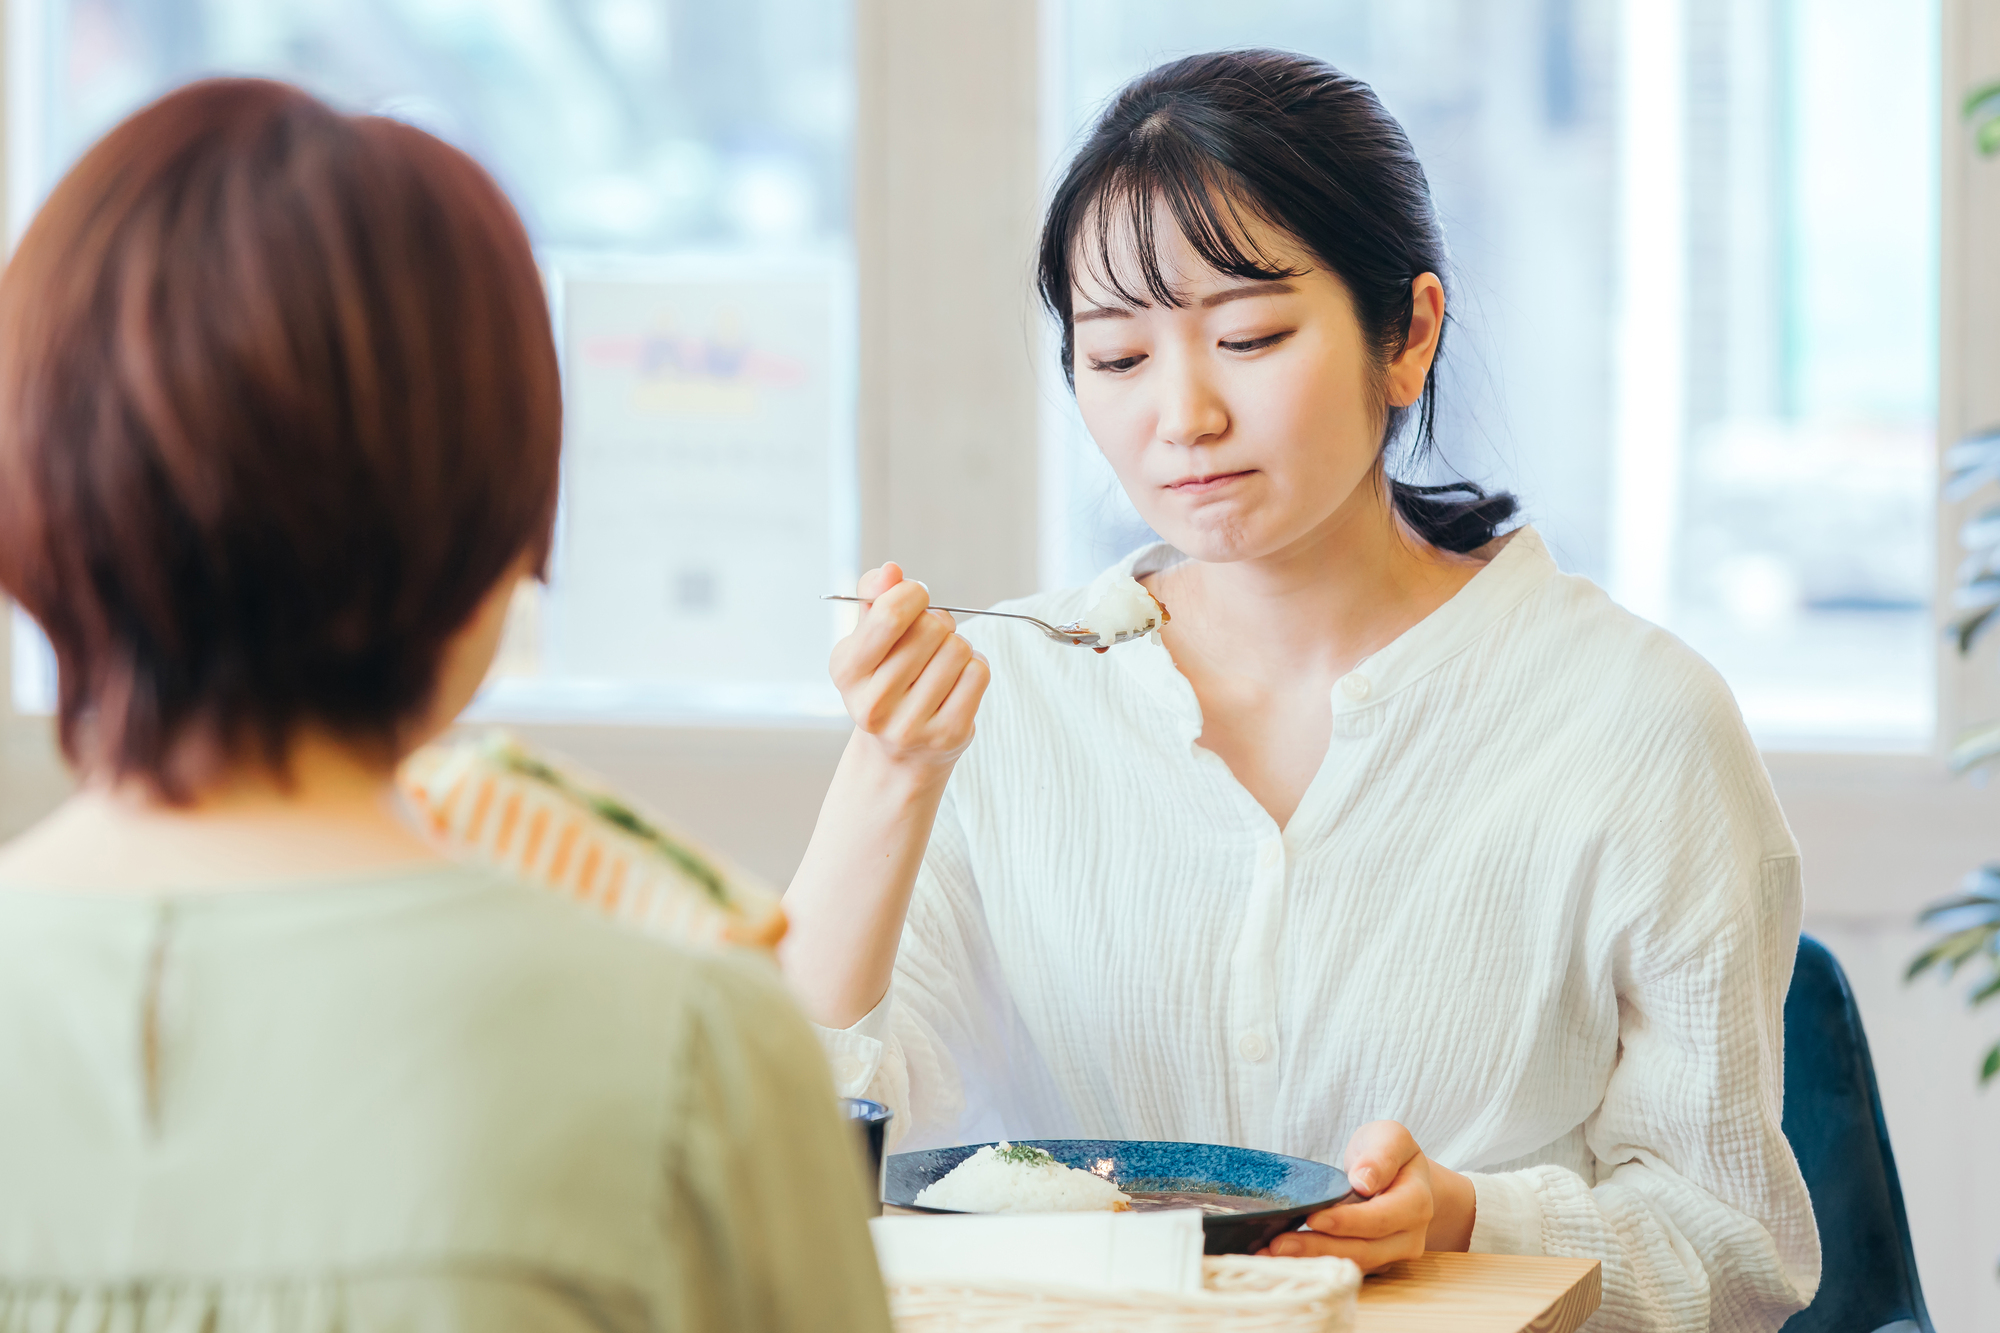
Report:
1259,1120,1476,1271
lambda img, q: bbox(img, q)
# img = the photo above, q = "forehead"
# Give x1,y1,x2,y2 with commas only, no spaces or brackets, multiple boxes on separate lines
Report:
1069,189,1313,309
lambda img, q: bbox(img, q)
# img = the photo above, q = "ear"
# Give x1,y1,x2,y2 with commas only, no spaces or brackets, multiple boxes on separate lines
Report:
1385,273,1445,409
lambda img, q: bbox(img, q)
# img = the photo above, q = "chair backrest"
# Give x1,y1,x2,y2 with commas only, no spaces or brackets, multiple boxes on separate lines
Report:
1780,935,1934,1333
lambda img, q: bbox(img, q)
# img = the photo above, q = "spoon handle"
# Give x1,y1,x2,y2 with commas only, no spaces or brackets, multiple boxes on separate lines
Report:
820,595,1077,637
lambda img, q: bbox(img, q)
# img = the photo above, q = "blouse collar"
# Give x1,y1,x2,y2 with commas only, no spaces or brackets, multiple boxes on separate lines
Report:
1094,525,1559,726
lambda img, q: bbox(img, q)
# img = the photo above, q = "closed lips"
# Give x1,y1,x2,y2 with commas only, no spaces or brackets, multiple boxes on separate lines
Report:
1168,471,1253,490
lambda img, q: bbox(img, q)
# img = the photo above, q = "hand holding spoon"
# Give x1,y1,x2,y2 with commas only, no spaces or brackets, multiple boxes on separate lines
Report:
822,583,1166,654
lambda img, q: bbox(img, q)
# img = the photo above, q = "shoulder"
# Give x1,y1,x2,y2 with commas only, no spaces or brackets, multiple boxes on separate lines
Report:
1456,540,1793,852
434,868,810,1053
1515,568,1747,743
1495,575,1801,945
422,872,841,1153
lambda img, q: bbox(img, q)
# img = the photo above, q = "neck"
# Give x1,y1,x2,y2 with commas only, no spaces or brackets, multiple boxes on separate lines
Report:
0,731,444,893
161,730,403,814
1158,482,1486,683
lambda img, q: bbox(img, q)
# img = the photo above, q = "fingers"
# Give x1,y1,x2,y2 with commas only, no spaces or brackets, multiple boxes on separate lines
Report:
934,650,990,735
845,610,957,732
1271,1119,1433,1274
1304,1164,1431,1242
856,562,904,600
828,563,987,757
1265,1228,1423,1273
1342,1120,1421,1198
891,630,976,731
831,579,941,693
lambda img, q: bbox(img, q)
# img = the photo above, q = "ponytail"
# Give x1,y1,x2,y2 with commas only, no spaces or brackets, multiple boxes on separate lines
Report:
1391,480,1517,554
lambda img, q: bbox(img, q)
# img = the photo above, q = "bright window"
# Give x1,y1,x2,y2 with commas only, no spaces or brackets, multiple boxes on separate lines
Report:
8,0,857,721
1045,0,1940,750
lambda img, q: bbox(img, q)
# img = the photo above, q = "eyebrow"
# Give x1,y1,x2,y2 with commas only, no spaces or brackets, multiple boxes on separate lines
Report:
1199,280,1298,308
1073,279,1298,323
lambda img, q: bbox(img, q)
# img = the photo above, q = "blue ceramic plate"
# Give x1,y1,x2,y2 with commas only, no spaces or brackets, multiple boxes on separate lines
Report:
884,1139,1351,1256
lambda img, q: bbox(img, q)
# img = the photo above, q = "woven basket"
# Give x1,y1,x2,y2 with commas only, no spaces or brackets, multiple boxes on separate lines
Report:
886,1255,1358,1333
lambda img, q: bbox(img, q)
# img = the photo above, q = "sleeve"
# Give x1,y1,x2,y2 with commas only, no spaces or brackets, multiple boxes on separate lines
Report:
813,787,1041,1151
1463,662,1821,1333
658,951,895,1333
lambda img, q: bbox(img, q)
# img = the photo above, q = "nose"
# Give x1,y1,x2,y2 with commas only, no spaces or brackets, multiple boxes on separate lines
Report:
1153,354,1229,451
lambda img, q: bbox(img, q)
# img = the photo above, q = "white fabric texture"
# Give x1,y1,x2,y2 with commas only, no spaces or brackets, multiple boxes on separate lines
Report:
818,526,1820,1332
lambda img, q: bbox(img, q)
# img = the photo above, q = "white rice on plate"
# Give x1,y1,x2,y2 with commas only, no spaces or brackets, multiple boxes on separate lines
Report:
913,1143,1134,1214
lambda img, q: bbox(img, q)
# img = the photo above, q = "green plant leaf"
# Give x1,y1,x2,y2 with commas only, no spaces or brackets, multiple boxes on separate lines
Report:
1917,889,2000,923
1951,606,2000,656
1908,927,1997,981
1949,721,2000,770
1967,79,2000,118
1909,939,1958,979
1981,117,2000,158
1982,1043,2000,1085
1956,547,2000,586
1953,577,2000,615
1962,505,2000,549
1970,971,2000,1006
1945,428,2000,497
1946,931,1993,975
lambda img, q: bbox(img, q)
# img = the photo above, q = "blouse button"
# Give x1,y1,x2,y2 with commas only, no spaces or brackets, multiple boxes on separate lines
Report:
1338,673,1372,701
1258,840,1283,869
1237,1032,1269,1062
832,1054,866,1088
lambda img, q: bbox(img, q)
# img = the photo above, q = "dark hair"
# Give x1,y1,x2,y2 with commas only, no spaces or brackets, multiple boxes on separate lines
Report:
1037,49,1516,553
0,78,561,799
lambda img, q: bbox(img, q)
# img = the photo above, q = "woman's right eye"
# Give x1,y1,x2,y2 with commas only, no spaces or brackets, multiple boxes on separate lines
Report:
1086,354,1146,374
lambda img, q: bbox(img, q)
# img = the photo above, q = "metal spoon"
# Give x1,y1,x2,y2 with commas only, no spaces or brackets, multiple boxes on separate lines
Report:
820,595,1159,653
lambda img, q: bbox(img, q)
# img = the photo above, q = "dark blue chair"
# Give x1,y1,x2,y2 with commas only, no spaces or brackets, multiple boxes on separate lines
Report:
1780,935,1935,1333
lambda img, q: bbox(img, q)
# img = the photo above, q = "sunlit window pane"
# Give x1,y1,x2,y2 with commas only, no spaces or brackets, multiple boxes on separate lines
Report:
1665,0,1938,749
11,0,856,721
1049,0,1938,750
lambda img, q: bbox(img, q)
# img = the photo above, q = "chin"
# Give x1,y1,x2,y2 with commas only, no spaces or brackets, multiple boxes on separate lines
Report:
1145,510,1272,565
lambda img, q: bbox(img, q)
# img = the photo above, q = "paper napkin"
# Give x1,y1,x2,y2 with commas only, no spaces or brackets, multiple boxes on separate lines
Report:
869,1210,1206,1296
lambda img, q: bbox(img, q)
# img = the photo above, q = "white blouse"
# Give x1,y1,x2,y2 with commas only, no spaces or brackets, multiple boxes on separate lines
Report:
819,528,1819,1332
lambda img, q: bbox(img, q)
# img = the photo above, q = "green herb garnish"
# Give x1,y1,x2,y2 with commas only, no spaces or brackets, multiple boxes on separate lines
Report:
996,1143,1057,1168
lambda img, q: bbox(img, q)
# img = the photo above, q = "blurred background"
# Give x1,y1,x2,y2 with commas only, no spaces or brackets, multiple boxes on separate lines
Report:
0,0,1996,1322
4,0,1942,748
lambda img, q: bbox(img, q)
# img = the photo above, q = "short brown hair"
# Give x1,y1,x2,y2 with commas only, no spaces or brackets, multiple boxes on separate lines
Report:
0,78,561,799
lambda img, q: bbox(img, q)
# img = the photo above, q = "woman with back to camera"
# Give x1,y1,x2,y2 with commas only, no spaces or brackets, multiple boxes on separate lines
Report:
0,79,889,1333
783,50,1819,1332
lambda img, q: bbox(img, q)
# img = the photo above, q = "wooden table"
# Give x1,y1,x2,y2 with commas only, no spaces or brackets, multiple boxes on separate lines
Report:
877,1208,1598,1332
1358,1252,1600,1333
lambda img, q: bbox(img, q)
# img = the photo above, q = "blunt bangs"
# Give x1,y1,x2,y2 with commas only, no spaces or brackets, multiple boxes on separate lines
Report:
1072,135,1303,326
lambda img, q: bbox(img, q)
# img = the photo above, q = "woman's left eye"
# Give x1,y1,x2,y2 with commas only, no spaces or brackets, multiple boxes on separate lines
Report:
1218,331,1295,353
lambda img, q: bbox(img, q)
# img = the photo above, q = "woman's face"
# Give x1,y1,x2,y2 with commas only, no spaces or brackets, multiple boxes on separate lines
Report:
1070,210,1439,565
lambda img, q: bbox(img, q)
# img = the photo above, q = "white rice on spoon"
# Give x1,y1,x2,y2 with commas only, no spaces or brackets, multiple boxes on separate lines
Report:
1076,575,1167,648
913,1142,1133,1213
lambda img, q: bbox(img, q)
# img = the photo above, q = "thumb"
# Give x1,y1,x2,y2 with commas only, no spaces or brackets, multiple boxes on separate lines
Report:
1342,1120,1419,1197
858,562,905,599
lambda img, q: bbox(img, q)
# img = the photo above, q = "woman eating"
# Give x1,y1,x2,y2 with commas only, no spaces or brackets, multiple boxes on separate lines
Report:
783,49,1818,1331
0,79,889,1333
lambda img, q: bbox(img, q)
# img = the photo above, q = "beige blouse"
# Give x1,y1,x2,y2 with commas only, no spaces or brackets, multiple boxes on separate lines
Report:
0,866,891,1333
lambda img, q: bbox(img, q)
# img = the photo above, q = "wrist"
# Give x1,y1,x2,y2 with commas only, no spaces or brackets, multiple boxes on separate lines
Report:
844,726,958,798
1425,1163,1476,1252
